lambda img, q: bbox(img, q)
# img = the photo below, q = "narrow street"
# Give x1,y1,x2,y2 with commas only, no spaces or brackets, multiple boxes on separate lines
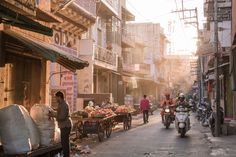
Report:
87,112,211,157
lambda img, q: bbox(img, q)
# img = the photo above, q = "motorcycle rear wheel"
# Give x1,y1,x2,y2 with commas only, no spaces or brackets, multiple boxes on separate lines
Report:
180,129,186,138
165,123,170,129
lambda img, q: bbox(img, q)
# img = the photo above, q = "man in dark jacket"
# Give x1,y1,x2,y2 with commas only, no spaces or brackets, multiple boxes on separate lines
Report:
49,91,72,157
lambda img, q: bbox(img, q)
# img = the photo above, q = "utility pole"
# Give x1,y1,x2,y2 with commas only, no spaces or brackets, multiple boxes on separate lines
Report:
214,0,220,137
172,2,203,103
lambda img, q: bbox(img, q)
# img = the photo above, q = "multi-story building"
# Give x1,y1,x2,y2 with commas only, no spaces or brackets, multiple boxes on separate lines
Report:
126,23,168,103
49,0,96,112
77,0,122,106
199,0,233,118
0,0,95,112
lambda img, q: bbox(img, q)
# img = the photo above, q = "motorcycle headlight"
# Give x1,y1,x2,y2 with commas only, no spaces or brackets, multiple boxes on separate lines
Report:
165,109,170,113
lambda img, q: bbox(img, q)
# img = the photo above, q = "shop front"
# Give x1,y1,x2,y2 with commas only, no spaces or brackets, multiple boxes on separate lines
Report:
0,30,88,110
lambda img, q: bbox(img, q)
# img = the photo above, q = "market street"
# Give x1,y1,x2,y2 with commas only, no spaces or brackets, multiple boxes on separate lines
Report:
87,113,212,157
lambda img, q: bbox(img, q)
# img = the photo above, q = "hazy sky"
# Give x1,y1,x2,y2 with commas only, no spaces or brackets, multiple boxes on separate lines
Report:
126,0,205,54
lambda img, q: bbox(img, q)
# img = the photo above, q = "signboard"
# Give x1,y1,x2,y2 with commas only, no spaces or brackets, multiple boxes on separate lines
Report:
206,1,231,21
61,69,77,113
3,0,36,16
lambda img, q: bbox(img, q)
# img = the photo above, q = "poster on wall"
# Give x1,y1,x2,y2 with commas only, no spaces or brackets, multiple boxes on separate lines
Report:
61,68,78,113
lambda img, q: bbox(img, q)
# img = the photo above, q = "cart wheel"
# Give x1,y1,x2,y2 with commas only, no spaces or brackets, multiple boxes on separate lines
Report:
106,125,112,138
76,122,83,139
98,125,104,142
128,114,132,129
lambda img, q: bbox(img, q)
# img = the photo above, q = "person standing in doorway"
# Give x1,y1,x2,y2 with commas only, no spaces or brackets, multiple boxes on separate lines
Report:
140,95,150,124
49,91,72,157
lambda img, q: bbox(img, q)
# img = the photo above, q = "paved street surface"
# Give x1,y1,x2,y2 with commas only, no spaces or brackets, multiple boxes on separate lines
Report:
86,112,213,157
86,114,210,157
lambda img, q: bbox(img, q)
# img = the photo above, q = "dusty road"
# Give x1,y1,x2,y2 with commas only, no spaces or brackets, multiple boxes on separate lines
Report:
86,112,216,157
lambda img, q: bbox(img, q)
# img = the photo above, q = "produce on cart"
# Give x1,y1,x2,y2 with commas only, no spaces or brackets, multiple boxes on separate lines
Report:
72,107,116,142
0,105,40,155
114,105,135,131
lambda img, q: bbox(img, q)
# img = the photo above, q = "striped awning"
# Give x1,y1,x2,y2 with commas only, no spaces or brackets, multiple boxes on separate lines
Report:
3,30,89,72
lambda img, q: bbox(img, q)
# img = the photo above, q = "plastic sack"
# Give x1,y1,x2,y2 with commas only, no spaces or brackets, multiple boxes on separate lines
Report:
0,104,40,154
54,122,61,143
30,104,56,146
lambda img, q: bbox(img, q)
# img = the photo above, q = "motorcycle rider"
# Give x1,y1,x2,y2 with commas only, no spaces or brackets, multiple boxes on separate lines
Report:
176,93,190,107
161,93,175,123
176,93,191,125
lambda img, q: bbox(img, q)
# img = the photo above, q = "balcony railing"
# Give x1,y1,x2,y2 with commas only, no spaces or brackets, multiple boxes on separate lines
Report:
94,45,117,67
123,63,150,75
75,0,96,17
134,64,150,75
102,0,120,14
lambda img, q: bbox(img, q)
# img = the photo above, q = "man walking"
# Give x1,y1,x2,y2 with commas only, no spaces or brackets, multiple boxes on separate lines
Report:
140,95,150,124
49,91,72,157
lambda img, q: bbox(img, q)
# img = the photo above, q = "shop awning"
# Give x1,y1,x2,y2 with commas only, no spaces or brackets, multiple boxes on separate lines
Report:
0,5,53,36
3,30,89,72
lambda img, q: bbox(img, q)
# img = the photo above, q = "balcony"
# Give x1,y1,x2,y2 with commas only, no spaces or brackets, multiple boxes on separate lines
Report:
94,45,118,70
99,0,120,17
122,29,135,48
74,0,96,17
134,64,151,75
51,0,96,35
123,63,151,75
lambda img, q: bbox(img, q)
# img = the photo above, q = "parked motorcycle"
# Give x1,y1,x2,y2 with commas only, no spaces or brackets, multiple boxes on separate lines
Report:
189,99,196,112
163,105,175,129
201,104,212,127
209,107,224,136
196,98,209,121
175,106,191,137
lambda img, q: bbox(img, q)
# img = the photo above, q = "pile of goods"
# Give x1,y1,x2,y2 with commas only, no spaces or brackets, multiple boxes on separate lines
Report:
101,103,119,111
0,104,61,155
84,106,95,113
71,111,88,118
115,105,136,113
30,104,61,146
0,104,40,155
90,108,116,118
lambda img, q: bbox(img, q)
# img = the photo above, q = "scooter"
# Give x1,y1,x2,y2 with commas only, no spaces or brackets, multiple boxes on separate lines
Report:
175,106,191,137
163,106,175,129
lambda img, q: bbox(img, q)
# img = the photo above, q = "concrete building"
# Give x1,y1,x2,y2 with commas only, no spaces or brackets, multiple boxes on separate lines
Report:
77,0,123,107
0,0,94,112
198,0,233,118
126,23,168,103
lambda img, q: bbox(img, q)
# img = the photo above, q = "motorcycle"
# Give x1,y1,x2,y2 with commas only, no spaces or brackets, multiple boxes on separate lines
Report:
209,107,224,136
163,105,175,129
175,106,190,137
189,99,196,112
196,99,208,121
201,104,212,127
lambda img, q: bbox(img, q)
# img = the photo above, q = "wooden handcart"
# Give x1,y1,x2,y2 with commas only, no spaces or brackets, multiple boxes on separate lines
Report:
72,115,115,142
114,112,132,131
